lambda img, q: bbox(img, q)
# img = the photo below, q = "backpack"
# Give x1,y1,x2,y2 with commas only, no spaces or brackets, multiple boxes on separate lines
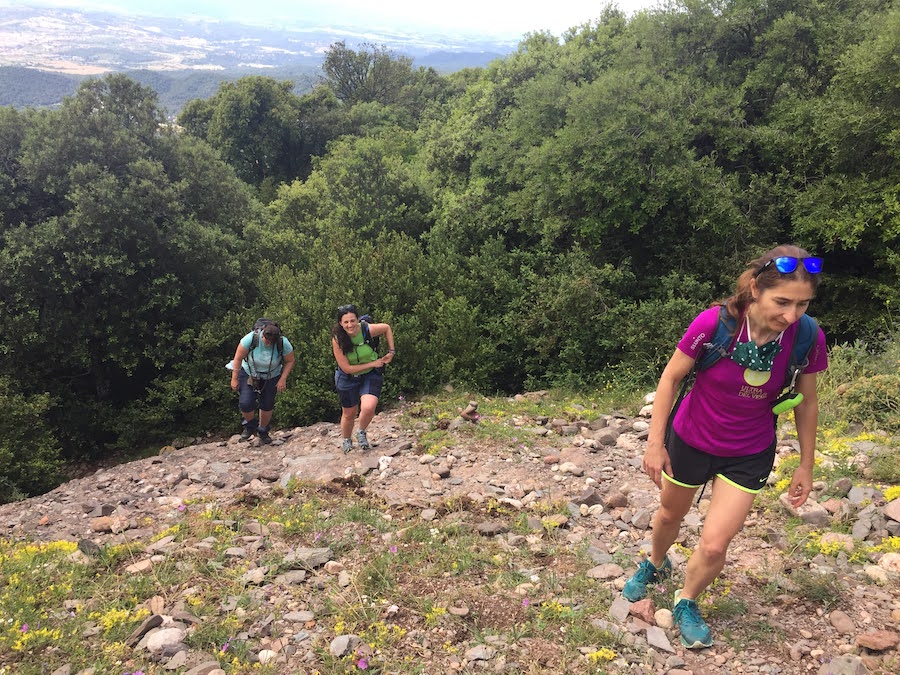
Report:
359,315,380,352
697,305,818,395
248,318,284,355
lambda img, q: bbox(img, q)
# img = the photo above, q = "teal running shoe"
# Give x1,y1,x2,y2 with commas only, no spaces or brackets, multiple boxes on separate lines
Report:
357,429,370,450
673,592,713,648
622,556,672,601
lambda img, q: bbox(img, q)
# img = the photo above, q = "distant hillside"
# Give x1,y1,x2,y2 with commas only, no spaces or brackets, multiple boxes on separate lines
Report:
418,50,507,71
0,5,512,111
0,66,80,108
0,66,312,113
0,51,502,113
128,67,322,115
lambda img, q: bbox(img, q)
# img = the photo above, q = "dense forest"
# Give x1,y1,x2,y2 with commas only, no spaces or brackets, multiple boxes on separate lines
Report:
1,0,898,502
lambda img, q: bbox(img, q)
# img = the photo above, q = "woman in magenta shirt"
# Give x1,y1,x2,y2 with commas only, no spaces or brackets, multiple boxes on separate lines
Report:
622,244,827,649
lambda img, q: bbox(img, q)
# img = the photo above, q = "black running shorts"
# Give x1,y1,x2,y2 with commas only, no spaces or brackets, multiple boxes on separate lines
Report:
664,428,776,494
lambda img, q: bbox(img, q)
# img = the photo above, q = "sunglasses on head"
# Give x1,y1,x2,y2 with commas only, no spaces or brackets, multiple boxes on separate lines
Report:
755,256,823,277
263,330,280,339
337,304,358,317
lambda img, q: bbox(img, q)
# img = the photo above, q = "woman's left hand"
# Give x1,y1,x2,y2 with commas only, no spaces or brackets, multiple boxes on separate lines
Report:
382,352,394,365
788,465,813,507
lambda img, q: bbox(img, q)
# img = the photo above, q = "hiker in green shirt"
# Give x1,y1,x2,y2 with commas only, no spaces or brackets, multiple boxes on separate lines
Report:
331,304,395,453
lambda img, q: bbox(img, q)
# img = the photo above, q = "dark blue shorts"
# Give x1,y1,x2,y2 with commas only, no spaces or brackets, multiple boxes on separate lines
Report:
238,368,278,413
334,368,383,409
664,427,776,494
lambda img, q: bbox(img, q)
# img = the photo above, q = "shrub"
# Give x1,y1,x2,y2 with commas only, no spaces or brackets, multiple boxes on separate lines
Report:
840,374,900,433
0,378,63,503
790,569,844,608
870,449,900,483
818,331,899,431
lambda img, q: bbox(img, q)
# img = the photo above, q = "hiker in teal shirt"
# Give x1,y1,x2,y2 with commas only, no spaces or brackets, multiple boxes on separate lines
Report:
332,304,395,453
231,321,295,444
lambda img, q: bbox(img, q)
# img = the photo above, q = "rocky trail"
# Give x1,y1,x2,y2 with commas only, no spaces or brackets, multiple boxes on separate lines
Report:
1,395,898,675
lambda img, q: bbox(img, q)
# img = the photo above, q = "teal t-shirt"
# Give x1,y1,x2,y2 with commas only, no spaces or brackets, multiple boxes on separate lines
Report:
240,332,293,377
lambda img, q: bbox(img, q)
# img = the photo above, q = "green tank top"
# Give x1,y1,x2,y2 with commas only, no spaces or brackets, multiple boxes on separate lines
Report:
347,329,377,373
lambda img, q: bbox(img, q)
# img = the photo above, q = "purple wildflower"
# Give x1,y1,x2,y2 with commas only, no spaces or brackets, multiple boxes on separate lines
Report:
389,545,398,554
20,623,28,633
357,657,369,669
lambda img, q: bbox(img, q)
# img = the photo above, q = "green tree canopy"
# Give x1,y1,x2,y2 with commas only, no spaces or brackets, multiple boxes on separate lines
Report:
323,41,416,107
0,75,257,467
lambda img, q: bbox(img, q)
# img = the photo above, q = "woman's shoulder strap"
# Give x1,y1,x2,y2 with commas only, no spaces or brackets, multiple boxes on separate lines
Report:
697,305,738,371
791,315,818,368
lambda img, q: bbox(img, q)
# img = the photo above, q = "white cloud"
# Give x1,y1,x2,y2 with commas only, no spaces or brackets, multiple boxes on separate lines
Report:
9,0,661,39
299,1,658,35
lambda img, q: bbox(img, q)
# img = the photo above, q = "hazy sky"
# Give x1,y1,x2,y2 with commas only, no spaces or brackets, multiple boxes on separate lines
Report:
14,1,664,38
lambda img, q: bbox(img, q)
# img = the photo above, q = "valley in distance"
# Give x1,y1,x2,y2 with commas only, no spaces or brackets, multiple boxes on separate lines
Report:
0,5,514,112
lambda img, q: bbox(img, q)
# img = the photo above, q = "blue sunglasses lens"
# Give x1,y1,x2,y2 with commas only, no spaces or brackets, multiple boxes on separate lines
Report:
802,257,823,274
772,256,823,275
773,257,799,273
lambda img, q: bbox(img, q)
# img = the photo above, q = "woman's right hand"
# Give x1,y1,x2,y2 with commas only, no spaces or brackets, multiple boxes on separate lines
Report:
642,443,671,489
230,378,239,391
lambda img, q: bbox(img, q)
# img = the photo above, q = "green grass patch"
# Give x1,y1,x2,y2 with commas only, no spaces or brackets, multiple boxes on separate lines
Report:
702,590,747,620
789,569,845,608
329,500,392,531
721,617,784,651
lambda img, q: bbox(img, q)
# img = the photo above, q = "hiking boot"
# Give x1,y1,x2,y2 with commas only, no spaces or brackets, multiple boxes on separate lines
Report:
622,556,672,601
240,419,258,441
257,426,272,445
673,591,713,648
356,429,370,450
341,438,353,453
